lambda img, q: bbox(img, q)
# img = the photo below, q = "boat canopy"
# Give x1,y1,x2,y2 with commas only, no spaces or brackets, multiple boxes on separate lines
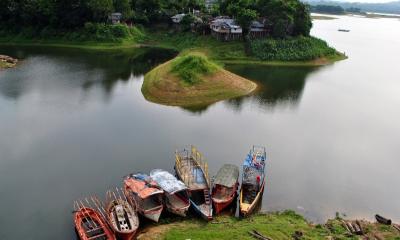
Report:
150,169,187,194
124,173,164,199
242,146,266,185
214,164,239,188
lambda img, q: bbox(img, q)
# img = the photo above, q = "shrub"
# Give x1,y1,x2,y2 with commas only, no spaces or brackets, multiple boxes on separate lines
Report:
249,36,337,61
170,54,219,85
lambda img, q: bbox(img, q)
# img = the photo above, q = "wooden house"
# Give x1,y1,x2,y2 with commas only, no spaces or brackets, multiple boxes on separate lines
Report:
210,17,243,41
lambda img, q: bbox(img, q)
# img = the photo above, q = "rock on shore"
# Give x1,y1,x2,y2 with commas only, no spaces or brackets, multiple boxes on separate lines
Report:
0,55,18,69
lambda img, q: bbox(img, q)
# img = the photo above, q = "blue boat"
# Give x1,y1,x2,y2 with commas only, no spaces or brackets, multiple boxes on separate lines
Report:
239,146,266,216
174,146,213,221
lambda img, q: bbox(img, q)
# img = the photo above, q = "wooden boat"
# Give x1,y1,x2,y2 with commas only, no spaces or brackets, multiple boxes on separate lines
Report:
211,164,239,214
124,173,164,222
175,146,213,221
239,146,267,216
150,169,190,217
105,188,139,240
73,200,116,240
375,214,392,225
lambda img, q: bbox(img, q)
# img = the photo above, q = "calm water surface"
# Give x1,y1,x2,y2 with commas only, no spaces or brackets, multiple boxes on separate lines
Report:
1,15,400,239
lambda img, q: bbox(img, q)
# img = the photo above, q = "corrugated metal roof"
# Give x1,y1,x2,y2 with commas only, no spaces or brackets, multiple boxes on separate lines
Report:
214,164,239,187
150,169,187,194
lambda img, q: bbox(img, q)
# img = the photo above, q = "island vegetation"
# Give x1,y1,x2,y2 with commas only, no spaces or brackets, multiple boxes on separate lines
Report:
137,210,400,240
0,0,344,63
0,0,345,105
141,52,257,107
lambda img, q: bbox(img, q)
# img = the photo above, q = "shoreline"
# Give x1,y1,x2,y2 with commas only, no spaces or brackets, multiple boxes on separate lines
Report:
136,210,400,239
0,37,346,67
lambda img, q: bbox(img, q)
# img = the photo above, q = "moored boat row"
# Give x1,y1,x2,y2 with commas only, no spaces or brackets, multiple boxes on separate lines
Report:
73,145,267,239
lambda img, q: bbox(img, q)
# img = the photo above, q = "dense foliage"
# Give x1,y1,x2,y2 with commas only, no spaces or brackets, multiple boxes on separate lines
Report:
0,23,145,42
171,54,219,84
218,0,312,38
249,37,337,61
0,0,205,29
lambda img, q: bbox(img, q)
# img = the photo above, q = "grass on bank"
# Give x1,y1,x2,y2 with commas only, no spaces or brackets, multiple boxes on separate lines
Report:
143,30,346,66
141,52,257,107
0,24,145,50
137,211,400,240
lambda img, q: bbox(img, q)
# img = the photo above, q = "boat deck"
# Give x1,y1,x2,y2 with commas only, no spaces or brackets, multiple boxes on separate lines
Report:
177,158,208,190
167,194,188,208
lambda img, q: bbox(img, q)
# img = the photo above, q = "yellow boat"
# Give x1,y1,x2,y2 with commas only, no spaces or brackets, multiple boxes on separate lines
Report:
239,146,266,216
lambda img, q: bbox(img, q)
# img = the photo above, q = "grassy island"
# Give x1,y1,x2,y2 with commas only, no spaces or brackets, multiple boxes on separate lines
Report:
137,211,400,240
141,52,257,107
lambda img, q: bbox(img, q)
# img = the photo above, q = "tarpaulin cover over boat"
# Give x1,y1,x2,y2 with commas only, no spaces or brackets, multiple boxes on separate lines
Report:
242,147,266,185
150,169,187,194
124,173,164,199
214,164,239,187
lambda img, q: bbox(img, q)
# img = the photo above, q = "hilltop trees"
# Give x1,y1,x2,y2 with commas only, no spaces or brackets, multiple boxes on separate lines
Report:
218,0,312,38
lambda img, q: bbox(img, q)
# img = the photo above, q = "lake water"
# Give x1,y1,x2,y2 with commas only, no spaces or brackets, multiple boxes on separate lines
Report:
1,15,400,239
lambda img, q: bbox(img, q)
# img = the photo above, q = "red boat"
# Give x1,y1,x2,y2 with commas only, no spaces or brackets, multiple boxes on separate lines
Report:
74,201,116,240
124,173,164,222
212,164,239,214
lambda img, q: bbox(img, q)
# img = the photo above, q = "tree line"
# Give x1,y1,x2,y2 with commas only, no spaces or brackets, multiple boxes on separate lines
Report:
0,0,312,38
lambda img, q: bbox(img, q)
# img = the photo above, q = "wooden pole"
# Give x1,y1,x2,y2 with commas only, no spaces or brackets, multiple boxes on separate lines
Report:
79,200,98,228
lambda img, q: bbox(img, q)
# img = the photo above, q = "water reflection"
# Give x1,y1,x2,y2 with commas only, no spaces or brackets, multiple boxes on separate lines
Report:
0,46,177,100
225,65,320,110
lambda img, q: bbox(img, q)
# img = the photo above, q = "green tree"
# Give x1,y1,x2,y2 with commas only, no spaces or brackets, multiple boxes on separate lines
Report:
226,0,258,38
87,0,114,22
113,0,133,20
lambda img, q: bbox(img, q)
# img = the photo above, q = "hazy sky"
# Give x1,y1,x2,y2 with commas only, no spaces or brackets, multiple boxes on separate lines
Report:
337,0,395,2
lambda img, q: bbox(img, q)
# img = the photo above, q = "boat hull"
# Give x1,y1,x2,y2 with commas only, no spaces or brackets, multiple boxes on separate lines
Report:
239,180,265,216
212,183,238,214
142,208,163,222
212,196,235,214
167,203,190,217
74,208,116,240
191,200,213,221
116,232,136,240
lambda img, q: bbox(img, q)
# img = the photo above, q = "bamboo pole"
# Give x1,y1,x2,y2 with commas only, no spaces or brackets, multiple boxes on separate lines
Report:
89,197,107,222
75,201,96,230
79,200,97,228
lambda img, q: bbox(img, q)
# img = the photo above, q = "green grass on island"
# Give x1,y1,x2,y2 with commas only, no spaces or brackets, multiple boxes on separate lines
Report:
137,211,400,240
141,52,257,107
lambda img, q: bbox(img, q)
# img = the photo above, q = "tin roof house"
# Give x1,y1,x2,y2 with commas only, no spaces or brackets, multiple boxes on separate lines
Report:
210,17,243,41
171,13,186,23
110,12,122,24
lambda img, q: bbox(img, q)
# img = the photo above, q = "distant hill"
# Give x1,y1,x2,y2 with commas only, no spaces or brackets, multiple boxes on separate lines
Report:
303,0,400,14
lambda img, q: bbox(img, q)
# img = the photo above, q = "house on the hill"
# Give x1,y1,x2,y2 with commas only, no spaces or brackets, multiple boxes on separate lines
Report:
171,13,186,23
110,13,122,24
249,20,268,39
210,17,270,41
209,17,243,41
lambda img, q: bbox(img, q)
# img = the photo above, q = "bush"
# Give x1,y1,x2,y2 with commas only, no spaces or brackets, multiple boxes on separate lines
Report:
0,23,145,43
249,36,337,61
170,54,219,84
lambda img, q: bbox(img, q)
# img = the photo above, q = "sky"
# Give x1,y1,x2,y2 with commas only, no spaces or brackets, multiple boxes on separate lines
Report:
336,0,396,2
